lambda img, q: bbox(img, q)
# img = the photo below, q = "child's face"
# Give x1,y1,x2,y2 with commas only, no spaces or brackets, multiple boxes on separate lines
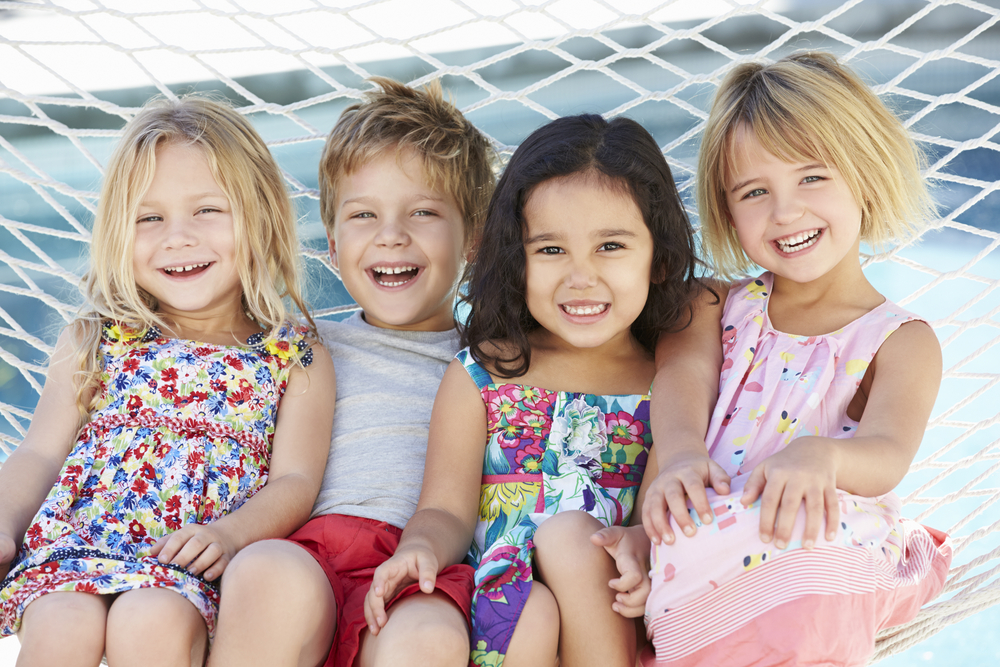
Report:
132,142,242,322
329,148,466,332
725,129,863,285
522,174,653,351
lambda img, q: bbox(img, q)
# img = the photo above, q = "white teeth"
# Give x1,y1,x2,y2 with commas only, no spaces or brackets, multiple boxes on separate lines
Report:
776,230,820,253
373,265,417,275
164,263,210,274
563,304,608,316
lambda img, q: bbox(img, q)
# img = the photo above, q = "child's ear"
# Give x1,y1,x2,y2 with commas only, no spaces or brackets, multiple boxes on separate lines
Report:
326,230,338,271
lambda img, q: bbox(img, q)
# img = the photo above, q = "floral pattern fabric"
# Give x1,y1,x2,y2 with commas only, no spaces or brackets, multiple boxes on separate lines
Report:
458,350,652,667
0,322,311,638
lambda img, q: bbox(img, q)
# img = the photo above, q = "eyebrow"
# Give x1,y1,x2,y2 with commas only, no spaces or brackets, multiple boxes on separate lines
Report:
340,193,445,210
729,163,827,194
524,228,638,244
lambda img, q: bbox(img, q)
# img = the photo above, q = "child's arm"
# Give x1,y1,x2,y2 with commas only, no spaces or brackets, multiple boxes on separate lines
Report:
0,329,90,580
363,359,486,635
741,320,942,550
151,344,335,581
591,445,658,618
642,282,728,545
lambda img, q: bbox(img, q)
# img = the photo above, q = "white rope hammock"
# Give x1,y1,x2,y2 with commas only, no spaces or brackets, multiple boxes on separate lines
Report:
1,1,998,661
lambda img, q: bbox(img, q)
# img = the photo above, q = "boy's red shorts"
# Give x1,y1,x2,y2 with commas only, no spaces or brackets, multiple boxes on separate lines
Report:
286,514,475,667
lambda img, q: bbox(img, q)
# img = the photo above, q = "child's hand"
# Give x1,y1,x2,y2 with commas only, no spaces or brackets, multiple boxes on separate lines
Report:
149,523,236,582
740,436,840,550
641,452,731,545
363,546,440,636
590,525,651,618
0,531,16,581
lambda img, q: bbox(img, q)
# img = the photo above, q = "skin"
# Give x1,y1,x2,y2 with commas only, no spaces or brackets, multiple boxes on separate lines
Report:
208,148,470,667
645,128,942,553
1,141,336,667
365,175,662,667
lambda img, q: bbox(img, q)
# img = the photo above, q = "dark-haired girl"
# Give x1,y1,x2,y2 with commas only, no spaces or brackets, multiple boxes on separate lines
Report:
363,114,712,667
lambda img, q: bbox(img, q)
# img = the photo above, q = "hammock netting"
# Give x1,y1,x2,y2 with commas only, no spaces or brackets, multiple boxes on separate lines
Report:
0,0,998,662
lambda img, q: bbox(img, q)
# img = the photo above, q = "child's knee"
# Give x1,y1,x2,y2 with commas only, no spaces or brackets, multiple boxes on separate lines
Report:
106,588,207,665
506,583,559,664
364,593,469,667
533,510,607,568
19,592,108,662
223,539,331,604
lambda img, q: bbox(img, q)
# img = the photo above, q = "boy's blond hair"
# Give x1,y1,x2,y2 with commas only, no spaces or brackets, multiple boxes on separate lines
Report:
74,94,312,416
698,51,936,278
319,77,496,242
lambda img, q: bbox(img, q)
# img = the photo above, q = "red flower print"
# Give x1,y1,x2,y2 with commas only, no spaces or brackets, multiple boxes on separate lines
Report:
514,443,545,473
131,477,149,496
189,390,208,403
225,354,244,371
187,450,205,468
165,514,182,530
26,523,43,549
39,561,59,574
140,462,157,482
134,443,149,459
606,411,645,447
159,383,179,400
75,581,99,594
210,378,226,392
161,367,179,382
166,494,182,513
127,394,144,414
128,519,147,540
122,357,140,373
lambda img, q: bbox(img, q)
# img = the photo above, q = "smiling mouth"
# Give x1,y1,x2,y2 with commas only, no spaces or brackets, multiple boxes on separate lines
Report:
775,229,821,254
163,262,211,276
371,265,420,287
561,303,608,316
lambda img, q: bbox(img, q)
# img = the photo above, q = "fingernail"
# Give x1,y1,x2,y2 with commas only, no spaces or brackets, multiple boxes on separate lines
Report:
776,540,786,549
803,540,814,549
683,526,695,537
663,533,674,544
651,536,660,545
760,533,770,543
701,514,713,524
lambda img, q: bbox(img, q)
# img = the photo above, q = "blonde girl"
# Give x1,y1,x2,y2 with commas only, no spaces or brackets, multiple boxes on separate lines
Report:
0,96,334,667
643,52,952,666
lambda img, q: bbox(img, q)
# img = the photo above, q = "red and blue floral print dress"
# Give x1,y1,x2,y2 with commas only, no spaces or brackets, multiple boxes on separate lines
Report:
0,321,311,638
457,350,652,667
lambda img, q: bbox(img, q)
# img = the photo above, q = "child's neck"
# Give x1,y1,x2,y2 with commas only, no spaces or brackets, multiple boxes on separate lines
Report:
157,309,263,346
509,329,655,395
767,263,884,336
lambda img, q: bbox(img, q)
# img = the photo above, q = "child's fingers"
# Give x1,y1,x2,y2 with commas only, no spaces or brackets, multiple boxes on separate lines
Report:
614,577,651,615
609,566,642,594
772,484,805,549
707,461,732,495
741,466,766,506
665,488,695,538
641,492,674,545
152,531,184,563
416,554,438,594
800,488,826,549
363,587,387,636
756,476,783,544
681,479,714,528
186,542,225,578
825,487,840,542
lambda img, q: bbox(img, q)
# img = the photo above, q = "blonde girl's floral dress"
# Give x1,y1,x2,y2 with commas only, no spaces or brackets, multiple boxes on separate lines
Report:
457,350,652,667
644,273,953,667
0,322,312,638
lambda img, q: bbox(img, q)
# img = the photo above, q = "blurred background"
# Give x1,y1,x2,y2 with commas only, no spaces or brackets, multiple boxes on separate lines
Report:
0,0,998,663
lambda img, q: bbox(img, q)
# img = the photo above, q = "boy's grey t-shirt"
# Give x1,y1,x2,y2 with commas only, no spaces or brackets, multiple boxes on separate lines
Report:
312,312,459,530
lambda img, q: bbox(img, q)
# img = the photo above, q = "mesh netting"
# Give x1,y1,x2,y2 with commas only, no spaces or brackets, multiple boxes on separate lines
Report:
1,0,998,660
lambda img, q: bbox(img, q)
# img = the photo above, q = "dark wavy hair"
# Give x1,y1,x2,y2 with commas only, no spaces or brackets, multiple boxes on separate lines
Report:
460,113,706,378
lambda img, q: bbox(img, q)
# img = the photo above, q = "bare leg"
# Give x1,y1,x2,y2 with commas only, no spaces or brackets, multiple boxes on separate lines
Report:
16,591,110,667
105,587,207,667
502,582,559,667
207,539,337,667
356,591,467,667
533,511,636,667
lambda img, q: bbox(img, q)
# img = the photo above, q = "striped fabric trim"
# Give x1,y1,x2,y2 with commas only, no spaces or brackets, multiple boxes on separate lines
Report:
647,540,936,662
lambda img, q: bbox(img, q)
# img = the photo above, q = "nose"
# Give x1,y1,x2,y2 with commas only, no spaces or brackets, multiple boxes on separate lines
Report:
564,254,598,290
162,216,198,249
374,215,411,248
771,190,805,225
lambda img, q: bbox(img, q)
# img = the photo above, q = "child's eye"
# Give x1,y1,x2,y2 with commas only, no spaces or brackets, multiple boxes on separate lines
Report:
197,207,220,215
137,215,161,224
801,175,825,184
538,246,563,255
351,211,375,219
413,209,437,217
742,188,767,199
599,242,624,252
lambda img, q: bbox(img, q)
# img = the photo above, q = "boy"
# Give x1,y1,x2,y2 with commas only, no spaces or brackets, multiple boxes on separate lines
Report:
207,78,496,667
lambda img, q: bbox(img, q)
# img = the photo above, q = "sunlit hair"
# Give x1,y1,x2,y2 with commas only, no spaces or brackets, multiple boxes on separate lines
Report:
72,94,312,416
318,76,497,244
698,50,936,278
461,114,707,378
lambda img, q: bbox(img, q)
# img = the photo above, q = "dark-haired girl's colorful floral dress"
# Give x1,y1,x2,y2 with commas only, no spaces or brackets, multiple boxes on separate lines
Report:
457,350,652,667
0,322,312,638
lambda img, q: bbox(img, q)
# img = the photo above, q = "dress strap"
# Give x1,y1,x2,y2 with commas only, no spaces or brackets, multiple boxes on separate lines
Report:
456,348,493,390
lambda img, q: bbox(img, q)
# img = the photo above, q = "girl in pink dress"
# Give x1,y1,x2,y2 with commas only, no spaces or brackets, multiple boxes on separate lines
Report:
643,51,952,666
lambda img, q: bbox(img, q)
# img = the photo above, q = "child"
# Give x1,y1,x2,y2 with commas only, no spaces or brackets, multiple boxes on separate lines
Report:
0,96,335,667
366,114,707,667
643,51,953,666
206,78,496,667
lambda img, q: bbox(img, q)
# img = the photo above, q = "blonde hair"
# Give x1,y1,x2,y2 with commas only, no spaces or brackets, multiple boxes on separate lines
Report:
73,94,312,415
319,77,496,244
697,51,936,278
